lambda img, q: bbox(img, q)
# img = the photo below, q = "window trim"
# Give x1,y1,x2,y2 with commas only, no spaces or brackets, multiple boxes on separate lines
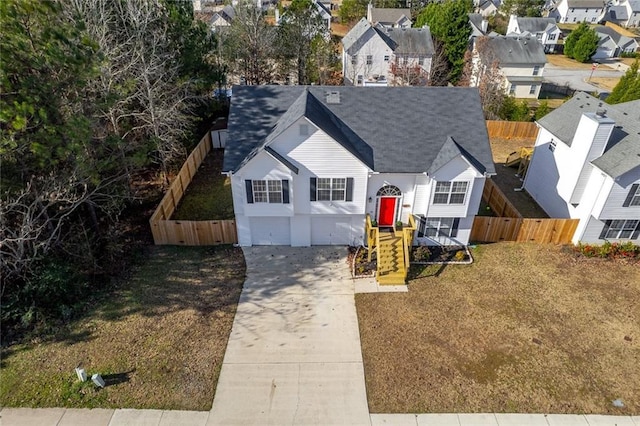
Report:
310,177,354,202
600,219,640,239
245,179,289,204
433,181,469,205
417,216,460,238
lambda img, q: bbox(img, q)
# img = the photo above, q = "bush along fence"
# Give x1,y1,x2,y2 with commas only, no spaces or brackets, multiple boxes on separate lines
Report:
486,120,539,140
149,132,238,246
471,179,579,244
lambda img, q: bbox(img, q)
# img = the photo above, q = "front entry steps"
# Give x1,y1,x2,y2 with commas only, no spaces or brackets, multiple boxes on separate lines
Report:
376,230,407,285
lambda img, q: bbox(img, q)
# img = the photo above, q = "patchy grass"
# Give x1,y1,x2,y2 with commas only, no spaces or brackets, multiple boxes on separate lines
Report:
356,243,640,414
0,246,245,410
173,149,234,221
590,76,621,91
546,54,597,69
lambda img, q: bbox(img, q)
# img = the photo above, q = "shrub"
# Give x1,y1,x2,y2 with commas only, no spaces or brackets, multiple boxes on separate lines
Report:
576,242,640,260
454,250,466,261
413,246,432,262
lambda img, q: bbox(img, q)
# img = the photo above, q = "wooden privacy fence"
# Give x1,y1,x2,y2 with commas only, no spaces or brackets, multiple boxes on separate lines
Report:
486,120,538,140
149,133,237,246
472,178,578,244
470,216,579,244
483,179,522,218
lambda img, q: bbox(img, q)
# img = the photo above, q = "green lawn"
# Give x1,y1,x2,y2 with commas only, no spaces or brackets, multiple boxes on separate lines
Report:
1,246,245,409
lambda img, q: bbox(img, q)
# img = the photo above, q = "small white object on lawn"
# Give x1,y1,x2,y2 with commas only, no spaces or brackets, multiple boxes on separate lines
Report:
75,367,87,382
91,373,106,388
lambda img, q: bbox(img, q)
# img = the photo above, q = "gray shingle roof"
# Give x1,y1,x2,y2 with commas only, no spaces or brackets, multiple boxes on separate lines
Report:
343,19,435,56
370,8,411,25
384,27,435,56
537,92,640,178
567,0,605,7
607,5,629,20
479,36,547,65
224,86,495,175
515,17,558,33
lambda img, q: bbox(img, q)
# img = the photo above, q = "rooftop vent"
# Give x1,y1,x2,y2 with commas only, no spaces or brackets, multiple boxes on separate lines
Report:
596,108,607,117
326,91,341,104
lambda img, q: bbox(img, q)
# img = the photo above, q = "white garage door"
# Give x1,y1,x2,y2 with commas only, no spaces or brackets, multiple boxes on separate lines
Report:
311,217,353,245
250,217,291,245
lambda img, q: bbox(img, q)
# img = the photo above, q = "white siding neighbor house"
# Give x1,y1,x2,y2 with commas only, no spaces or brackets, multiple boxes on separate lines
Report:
523,92,640,244
506,15,562,52
223,86,496,247
342,18,434,86
470,36,547,99
550,0,607,23
605,0,640,27
592,25,640,59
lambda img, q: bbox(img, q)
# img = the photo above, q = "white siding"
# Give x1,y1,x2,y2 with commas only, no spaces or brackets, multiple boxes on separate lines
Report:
599,174,640,219
428,156,482,218
343,30,393,85
367,174,420,223
271,118,370,216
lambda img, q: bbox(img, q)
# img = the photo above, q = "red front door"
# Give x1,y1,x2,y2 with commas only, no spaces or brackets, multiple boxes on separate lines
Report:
378,197,396,226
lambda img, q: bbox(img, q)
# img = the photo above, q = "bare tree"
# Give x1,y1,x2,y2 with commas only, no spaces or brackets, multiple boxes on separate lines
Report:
460,37,506,119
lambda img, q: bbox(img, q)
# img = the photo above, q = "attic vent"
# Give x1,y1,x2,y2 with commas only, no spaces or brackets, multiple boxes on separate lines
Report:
596,108,607,117
326,91,341,104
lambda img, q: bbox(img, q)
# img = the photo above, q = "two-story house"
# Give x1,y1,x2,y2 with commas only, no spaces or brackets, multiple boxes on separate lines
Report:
506,15,562,52
223,86,495,247
523,92,640,244
550,0,607,23
470,36,547,98
605,0,640,27
342,18,434,86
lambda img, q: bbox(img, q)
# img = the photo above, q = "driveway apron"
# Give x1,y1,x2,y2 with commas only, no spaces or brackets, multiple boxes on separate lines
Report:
208,247,370,426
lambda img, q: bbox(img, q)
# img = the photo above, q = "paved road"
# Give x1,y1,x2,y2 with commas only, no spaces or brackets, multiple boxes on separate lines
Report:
543,63,624,93
208,246,370,425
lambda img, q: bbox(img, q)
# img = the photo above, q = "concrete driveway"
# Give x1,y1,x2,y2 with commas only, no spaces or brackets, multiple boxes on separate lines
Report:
208,247,370,426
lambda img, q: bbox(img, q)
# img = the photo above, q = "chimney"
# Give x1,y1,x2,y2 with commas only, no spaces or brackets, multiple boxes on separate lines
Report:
367,2,373,23
481,19,488,34
275,8,280,24
193,0,201,11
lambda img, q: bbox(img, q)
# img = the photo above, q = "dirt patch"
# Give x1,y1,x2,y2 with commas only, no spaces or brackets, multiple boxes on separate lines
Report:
0,246,245,410
489,138,548,218
590,77,621,91
356,242,640,414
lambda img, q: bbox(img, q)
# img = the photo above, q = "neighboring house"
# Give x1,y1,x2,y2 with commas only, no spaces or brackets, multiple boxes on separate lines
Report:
476,0,499,16
469,13,490,37
506,15,562,52
593,25,640,58
523,92,640,244
549,0,607,23
209,5,235,31
470,36,547,98
342,18,434,86
223,86,495,247
367,3,412,28
605,0,640,27
275,0,332,31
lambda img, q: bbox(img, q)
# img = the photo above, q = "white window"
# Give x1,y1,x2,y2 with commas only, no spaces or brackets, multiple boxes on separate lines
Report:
548,33,557,41
509,84,517,95
252,180,282,203
317,178,346,201
351,56,356,65
417,217,459,238
624,184,640,206
366,55,373,65
604,220,640,239
418,56,424,65
549,139,557,152
529,85,537,95
591,16,596,22
357,75,363,85
533,65,540,76
433,181,468,205
384,55,390,62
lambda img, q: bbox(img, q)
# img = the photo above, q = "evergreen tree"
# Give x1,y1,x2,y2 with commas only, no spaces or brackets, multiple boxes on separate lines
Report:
564,22,598,63
606,60,640,104
415,0,473,84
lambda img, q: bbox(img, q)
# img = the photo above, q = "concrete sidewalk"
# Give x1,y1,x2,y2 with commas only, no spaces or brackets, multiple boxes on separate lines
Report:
207,247,370,425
